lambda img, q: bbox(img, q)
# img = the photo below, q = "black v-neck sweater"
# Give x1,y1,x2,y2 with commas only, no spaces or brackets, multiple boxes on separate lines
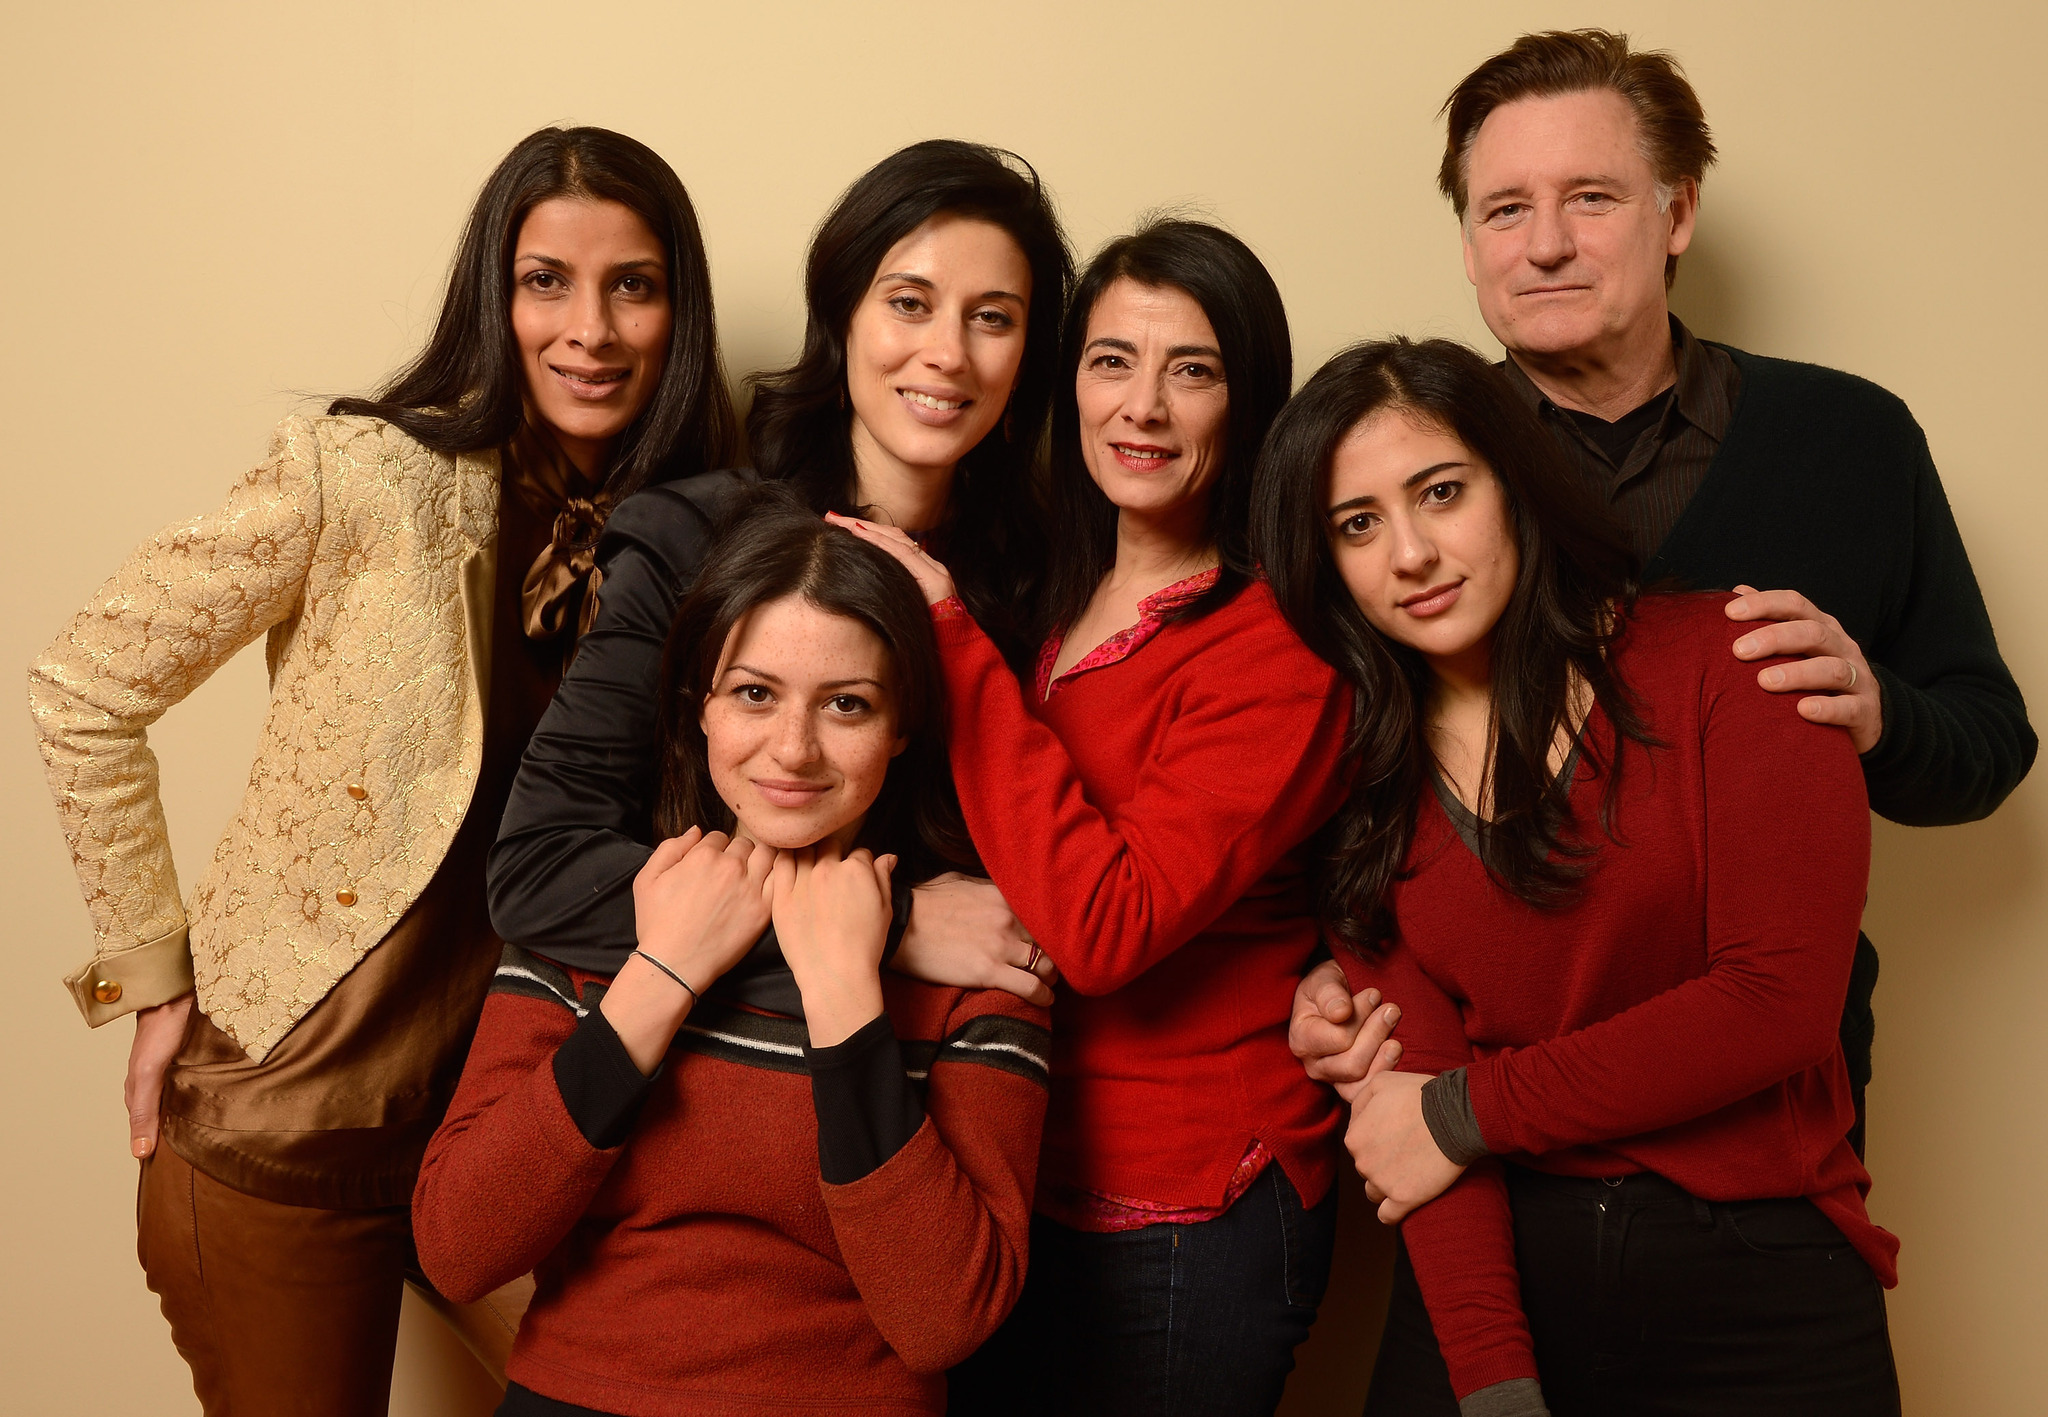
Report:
1648,345,2034,827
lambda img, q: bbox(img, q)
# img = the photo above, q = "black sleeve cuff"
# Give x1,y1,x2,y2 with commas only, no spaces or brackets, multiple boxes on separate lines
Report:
1420,1066,1491,1166
805,1012,925,1185
552,1007,658,1150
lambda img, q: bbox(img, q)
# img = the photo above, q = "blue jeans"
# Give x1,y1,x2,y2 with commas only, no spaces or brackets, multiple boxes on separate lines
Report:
949,1163,1338,1416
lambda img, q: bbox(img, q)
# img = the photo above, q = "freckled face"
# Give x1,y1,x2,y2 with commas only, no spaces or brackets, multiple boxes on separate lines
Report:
1074,279,1230,522
700,595,908,851
510,197,673,472
1324,410,1520,673
843,215,1033,481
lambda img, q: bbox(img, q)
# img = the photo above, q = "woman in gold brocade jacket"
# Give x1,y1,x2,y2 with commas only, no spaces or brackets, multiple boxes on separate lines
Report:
26,125,738,1416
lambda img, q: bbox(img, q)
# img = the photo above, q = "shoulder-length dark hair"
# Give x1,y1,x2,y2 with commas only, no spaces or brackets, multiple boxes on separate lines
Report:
745,139,1073,666
652,483,974,883
1039,219,1293,637
331,126,740,500
1248,337,1650,953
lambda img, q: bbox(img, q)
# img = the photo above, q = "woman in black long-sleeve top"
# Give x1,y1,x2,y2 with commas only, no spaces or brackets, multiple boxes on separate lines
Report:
486,139,1071,994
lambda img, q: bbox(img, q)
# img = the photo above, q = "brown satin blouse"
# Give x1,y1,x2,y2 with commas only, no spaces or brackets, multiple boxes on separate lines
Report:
161,436,582,1209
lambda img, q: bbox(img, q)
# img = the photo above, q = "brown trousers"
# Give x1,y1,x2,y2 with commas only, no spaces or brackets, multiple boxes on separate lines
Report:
137,1142,533,1416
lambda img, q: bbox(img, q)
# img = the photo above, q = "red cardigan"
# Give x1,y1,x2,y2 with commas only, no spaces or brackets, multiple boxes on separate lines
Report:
1340,594,1897,1400
414,952,1049,1417
934,579,1351,1209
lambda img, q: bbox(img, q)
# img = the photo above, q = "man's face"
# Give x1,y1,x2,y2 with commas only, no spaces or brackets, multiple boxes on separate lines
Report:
1460,88,1695,364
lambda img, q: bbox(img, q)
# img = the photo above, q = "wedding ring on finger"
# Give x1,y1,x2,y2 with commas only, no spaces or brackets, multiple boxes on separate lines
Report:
1846,662,1859,691
1025,941,1043,973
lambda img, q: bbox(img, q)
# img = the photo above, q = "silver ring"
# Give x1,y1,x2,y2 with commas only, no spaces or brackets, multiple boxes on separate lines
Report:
1846,663,1859,691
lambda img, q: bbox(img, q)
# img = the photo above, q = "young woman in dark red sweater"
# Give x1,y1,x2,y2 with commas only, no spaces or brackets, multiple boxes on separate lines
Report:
843,221,1349,1416
1250,339,1900,1417
413,491,1050,1417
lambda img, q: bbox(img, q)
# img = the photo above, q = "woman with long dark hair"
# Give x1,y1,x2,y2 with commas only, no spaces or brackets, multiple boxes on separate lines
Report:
1251,338,1899,1416
842,219,1351,1416
27,125,737,1413
487,137,1073,1001
414,490,1050,1416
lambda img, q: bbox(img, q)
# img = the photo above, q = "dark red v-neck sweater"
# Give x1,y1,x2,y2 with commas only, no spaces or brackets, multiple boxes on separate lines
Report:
1340,594,1898,1400
934,580,1351,1209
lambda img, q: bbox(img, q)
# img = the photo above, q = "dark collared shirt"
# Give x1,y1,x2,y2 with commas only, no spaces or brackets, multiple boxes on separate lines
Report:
1504,316,1741,563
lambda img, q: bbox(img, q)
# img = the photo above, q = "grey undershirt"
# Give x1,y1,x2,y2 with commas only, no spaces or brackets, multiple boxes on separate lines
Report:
1461,1376,1551,1417
1420,1066,1491,1167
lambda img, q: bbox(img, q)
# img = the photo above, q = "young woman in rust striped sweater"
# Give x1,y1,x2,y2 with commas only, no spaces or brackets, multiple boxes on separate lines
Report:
413,490,1050,1417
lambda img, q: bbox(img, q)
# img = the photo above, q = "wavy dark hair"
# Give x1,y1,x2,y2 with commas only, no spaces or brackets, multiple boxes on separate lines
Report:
331,126,740,499
651,483,975,883
1249,337,1651,953
1039,219,1293,637
744,139,1072,666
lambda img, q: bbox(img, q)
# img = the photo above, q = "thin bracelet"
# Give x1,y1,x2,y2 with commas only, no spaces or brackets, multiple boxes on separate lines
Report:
630,949,698,1003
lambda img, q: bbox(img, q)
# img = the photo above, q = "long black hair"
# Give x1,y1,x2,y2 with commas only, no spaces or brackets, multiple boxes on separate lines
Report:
331,126,740,500
1039,219,1293,637
744,139,1072,666
652,483,975,884
1249,337,1651,952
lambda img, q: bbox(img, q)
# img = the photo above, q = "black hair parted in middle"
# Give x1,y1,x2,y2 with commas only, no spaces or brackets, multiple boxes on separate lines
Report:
744,139,1074,668
652,482,976,884
1249,336,1654,954
329,125,740,499
1038,218,1294,640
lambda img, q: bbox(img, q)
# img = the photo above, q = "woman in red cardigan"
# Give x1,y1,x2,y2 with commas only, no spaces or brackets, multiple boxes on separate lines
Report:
1249,338,1899,1417
413,491,1051,1417
840,220,1350,1417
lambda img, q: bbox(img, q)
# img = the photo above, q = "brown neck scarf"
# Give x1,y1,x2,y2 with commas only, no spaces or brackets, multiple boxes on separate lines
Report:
510,423,614,653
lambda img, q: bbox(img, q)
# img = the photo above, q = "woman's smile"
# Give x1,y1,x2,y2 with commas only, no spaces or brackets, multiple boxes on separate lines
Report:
549,362,635,400
749,776,833,810
1109,440,1177,472
896,385,972,425
1398,580,1465,618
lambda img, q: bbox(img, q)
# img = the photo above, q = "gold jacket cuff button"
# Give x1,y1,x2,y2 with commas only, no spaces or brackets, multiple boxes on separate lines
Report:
92,979,123,1004
335,890,358,906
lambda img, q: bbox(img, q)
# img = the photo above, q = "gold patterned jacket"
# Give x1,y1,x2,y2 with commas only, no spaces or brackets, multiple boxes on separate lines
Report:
29,415,499,1060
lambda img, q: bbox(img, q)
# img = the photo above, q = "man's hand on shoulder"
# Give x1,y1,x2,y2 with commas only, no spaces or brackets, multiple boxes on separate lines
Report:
1727,585,1883,753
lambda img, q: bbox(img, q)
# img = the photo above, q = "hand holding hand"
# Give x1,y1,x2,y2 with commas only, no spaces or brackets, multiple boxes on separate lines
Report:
1347,1065,1467,1225
772,841,895,1046
126,991,195,1159
824,513,958,607
1289,959,1403,1101
1727,586,1883,753
894,872,1057,1006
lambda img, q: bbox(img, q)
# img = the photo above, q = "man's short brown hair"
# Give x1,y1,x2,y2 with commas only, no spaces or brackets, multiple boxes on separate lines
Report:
1440,29,1717,281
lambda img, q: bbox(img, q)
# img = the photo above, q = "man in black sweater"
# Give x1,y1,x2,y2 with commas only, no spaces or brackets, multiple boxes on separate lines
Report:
1295,30,2033,1159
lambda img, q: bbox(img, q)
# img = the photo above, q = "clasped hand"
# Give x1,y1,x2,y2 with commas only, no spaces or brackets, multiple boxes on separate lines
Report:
1288,958,1464,1224
610,828,899,1068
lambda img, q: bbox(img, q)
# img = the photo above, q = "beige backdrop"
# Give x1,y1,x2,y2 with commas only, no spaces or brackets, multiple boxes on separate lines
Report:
6,1,2042,1412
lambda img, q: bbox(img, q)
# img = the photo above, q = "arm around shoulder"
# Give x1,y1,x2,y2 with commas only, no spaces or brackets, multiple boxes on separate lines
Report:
1859,403,2035,824
487,479,736,960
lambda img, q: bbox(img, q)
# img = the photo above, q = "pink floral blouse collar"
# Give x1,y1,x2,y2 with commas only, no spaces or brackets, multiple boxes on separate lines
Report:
1034,567,1220,702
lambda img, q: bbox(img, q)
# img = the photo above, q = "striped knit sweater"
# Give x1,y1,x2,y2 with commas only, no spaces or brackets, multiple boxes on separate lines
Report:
414,945,1051,1417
